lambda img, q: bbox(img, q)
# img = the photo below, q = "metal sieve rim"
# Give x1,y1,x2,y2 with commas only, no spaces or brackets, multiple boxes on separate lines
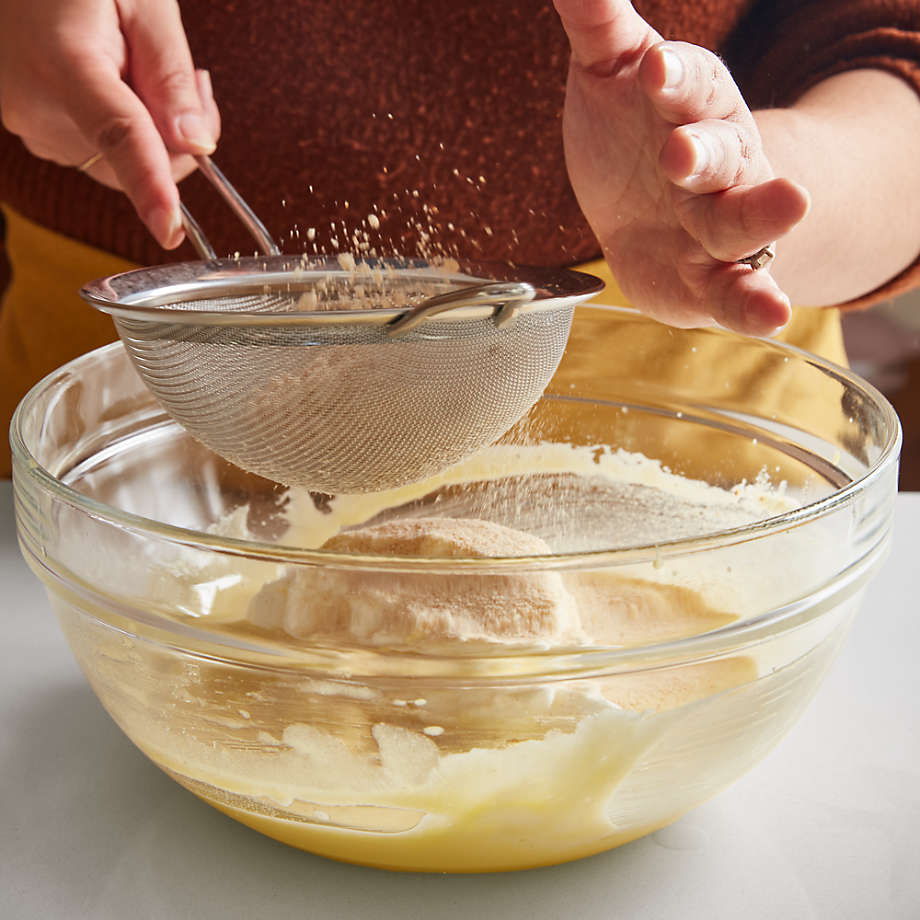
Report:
80,256,605,327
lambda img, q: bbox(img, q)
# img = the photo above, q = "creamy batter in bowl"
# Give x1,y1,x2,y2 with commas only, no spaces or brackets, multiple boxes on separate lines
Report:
12,306,900,872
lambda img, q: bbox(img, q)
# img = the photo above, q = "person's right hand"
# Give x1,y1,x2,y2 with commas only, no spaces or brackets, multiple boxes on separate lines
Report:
0,0,220,249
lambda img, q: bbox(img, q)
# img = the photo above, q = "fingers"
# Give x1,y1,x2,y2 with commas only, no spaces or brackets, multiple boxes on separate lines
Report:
637,36,808,329
704,263,792,337
0,0,218,250
122,0,217,156
64,58,185,248
675,180,810,262
657,262,793,337
550,12,800,336
642,40,770,196
195,69,221,145
661,119,767,193
657,254,792,335
59,0,220,250
552,0,658,74
17,66,215,194
632,267,791,337
639,41,747,123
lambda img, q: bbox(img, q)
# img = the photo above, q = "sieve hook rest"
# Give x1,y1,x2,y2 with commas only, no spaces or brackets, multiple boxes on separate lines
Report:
386,282,537,336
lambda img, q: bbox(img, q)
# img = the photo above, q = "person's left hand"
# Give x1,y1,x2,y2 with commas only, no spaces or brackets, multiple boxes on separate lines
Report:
553,0,811,335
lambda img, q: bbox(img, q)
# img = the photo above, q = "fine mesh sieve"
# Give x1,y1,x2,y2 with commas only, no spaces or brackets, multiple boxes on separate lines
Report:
81,256,602,493
80,156,602,493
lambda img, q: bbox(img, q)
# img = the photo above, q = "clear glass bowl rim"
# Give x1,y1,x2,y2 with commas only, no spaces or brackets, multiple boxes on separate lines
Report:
9,313,902,673
11,315,902,573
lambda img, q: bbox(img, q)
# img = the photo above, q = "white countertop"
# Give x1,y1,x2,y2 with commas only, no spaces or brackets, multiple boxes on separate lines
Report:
2,482,918,919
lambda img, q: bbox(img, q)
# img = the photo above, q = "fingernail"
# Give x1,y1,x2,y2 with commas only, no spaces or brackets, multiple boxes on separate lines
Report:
150,206,184,249
661,49,683,89
175,111,216,154
687,133,710,177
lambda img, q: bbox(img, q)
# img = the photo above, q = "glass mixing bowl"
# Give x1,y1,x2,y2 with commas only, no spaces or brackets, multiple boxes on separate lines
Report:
12,305,900,873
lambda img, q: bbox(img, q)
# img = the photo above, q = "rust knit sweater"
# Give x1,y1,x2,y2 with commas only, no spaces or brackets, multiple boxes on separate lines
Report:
3,0,920,278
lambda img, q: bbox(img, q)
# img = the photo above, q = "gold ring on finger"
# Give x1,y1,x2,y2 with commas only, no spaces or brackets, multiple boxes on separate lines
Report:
736,244,776,271
77,152,104,172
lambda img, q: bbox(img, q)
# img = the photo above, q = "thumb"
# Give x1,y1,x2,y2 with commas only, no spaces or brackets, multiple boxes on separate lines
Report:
121,0,216,155
552,0,659,74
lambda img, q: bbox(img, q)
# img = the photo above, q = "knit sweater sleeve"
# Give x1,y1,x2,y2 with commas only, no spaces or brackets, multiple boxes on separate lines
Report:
724,0,920,309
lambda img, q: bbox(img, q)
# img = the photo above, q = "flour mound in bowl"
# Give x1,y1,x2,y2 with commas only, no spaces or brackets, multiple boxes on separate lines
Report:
247,517,585,647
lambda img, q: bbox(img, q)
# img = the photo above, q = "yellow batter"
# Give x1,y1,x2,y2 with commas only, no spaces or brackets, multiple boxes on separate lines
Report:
64,442,841,872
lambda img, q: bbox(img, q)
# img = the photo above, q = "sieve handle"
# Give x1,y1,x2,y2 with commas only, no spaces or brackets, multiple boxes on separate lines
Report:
180,203,217,261
386,281,537,336
178,155,281,260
